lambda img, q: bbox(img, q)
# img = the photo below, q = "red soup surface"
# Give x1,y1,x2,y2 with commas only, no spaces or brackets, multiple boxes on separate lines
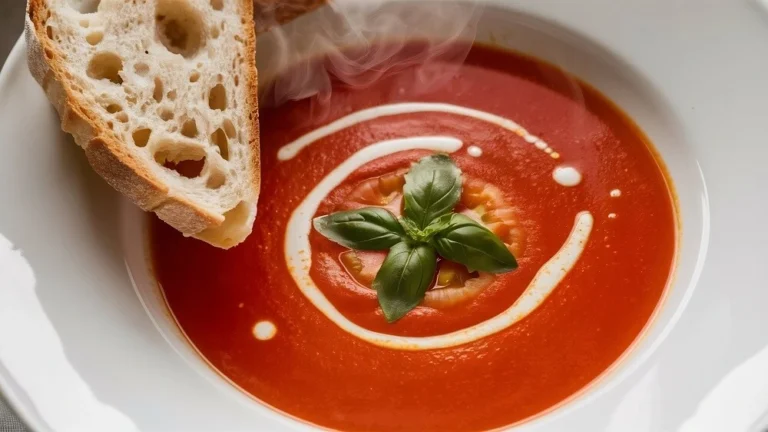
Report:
151,44,676,431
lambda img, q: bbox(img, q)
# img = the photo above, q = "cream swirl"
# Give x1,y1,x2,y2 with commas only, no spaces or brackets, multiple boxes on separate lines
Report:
280,104,592,350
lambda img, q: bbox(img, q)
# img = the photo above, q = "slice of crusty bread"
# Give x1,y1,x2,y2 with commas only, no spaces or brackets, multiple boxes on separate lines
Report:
25,0,260,249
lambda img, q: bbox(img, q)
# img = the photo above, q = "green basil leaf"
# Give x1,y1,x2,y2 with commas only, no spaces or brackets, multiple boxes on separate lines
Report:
372,242,437,322
431,214,518,273
313,208,406,250
403,154,463,229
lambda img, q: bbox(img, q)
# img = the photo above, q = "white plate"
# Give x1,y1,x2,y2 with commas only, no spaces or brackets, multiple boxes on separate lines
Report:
1,1,768,431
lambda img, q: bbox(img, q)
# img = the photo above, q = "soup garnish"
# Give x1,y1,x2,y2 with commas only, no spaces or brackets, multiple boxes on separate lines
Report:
313,154,517,321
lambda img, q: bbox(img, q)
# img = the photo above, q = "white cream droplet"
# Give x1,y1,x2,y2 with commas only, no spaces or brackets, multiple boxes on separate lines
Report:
253,321,277,340
610,189,622,197
608,213,617,219
553,166,582,187
467,145,483,157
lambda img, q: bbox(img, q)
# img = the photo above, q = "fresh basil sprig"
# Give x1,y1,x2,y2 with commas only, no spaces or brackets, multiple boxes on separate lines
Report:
313,154,518,322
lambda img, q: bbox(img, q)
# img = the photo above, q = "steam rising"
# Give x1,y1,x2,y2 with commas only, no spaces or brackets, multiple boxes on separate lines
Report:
255,0,483,109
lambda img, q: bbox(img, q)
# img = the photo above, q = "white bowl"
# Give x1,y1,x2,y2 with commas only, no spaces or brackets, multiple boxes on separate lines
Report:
1,1,767,431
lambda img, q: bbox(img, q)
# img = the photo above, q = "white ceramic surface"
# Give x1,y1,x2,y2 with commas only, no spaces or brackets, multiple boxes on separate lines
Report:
1,1,767,431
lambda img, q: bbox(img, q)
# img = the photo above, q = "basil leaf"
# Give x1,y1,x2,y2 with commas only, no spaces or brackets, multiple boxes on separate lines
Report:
313,208,406,250
431,214,518,273
403,154,463,229
373,242,437,322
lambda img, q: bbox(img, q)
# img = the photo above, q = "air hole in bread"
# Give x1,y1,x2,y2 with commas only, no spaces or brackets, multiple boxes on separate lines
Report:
87,52,123,84
155,0,206,59
234,75,239,87
211,0,223,11
181,119,198,138
133,128,152,147
134,62,150,76
154,140,206,178
209,84,227,110
222,119,236,139
211,26,220,39
80,20,90,28
153,77,164,102
67,0,100,14
105,103,122,113
86,31,104,46
211,128,229,160
206,169,226,189
168,90,177,101
164,158,205,178
159,108,174,121
116,112,129,123
46,26,54,39
190,70,200,82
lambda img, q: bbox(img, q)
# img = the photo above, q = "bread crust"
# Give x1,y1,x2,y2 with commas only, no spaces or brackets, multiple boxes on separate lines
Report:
25,0,261,248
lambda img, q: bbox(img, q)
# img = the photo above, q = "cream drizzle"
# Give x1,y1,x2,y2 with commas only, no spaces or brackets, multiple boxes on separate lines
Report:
277,102,560,161
282,134,594,350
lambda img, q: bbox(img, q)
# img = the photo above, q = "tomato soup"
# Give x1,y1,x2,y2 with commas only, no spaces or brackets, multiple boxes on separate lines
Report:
151,44,676,430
